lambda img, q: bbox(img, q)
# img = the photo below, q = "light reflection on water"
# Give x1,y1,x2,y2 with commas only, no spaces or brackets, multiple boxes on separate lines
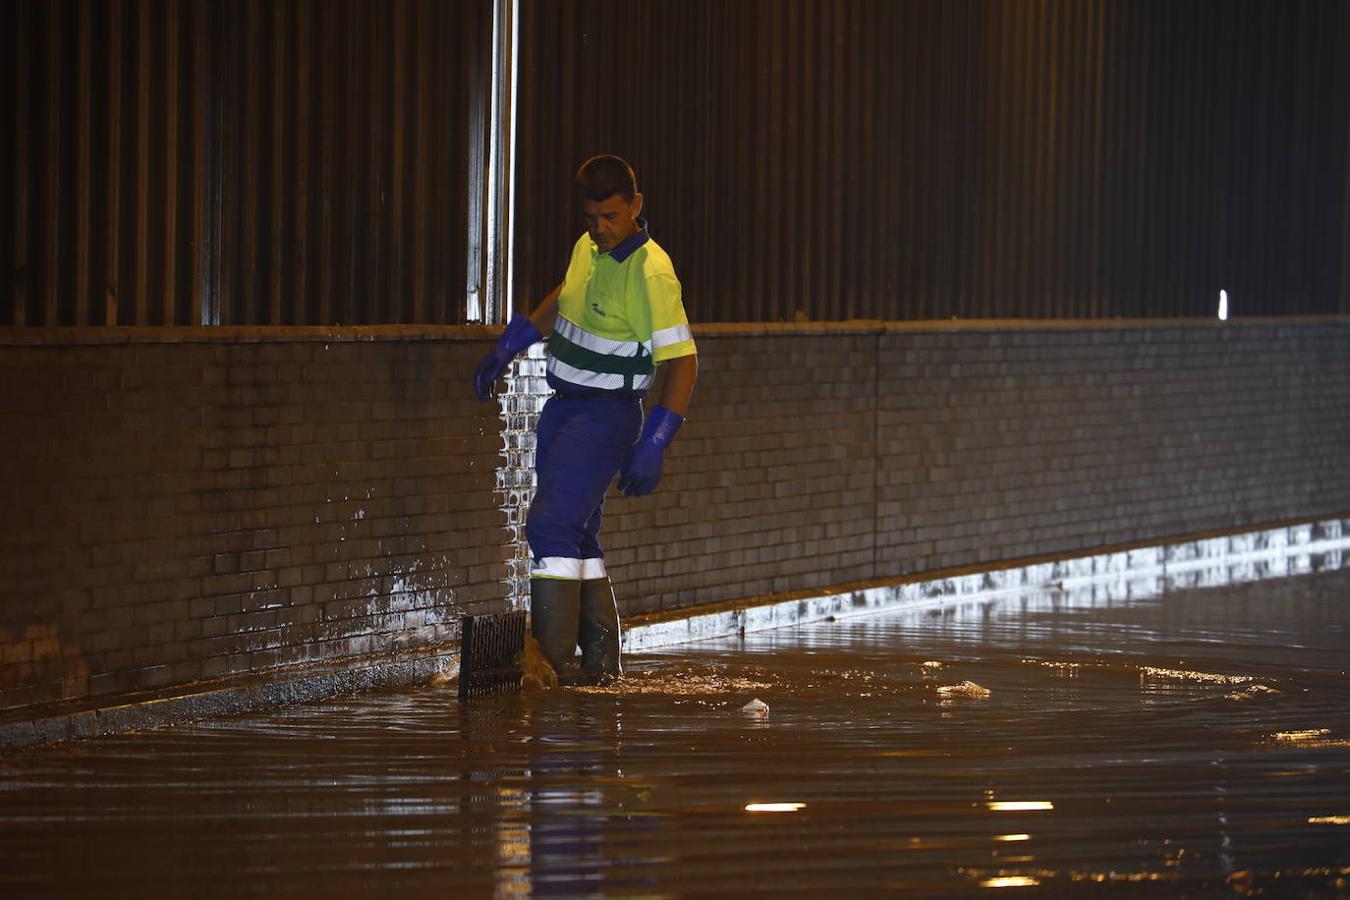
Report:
1,567,1348,897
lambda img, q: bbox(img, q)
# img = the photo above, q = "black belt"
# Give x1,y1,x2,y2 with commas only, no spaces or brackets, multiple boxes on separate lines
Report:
553,388,646,401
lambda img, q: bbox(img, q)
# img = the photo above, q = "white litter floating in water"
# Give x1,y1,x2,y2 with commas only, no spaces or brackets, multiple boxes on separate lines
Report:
936,681,991,700
1225,684,1280,701
741,698,770,716
921,661,944,670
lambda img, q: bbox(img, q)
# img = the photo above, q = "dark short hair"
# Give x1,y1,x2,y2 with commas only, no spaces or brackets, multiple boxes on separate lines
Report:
574,155,637,202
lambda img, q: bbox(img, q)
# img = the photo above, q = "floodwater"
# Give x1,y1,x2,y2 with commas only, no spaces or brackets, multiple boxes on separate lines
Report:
3,567,1348,898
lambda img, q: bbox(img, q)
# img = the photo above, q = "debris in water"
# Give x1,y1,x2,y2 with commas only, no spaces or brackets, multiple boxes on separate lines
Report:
1024,659,1081,674
741,698,770,716
519,634,559,691
427,669,455,688
937,681,991,700
1139,666,1252,685
921,661,944,671
569,667,774,696
1274,729,1330,742
1268,728,1350,749
1225,684,1280,701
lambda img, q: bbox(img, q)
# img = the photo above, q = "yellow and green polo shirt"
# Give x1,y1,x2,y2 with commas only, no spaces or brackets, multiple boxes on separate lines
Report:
546,219,696,394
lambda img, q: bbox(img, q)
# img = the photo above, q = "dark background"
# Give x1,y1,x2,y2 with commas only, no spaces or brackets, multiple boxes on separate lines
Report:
5,0,1349,326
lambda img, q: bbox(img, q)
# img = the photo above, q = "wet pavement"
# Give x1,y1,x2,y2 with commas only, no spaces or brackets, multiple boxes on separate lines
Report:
2,566,1348,897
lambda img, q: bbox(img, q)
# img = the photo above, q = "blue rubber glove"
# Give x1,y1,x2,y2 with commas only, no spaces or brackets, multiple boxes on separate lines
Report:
474,315,542,400
618,405,684,497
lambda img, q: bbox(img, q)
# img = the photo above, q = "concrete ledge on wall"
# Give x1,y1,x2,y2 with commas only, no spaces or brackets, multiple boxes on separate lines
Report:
3,315,1345,347
0,648,455,752
0,325,502,346
686,316,1350,338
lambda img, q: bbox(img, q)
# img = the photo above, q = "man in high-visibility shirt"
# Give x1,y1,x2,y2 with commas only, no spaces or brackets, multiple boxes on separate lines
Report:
474,155,698,684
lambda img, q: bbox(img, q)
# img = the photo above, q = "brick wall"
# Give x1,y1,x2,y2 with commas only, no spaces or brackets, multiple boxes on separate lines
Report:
603,330,882,612
0,328,507,713
874,324,1350,572
2,320,1348,716
605,319,1350,614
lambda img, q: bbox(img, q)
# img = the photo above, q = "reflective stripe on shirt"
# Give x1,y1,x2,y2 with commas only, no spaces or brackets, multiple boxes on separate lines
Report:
555,316,644,357
548,314,655,392
547,355,655,392
651,322,693,352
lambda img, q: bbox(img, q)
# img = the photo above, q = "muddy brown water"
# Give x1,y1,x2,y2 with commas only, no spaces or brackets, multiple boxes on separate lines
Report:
2,567,1348,897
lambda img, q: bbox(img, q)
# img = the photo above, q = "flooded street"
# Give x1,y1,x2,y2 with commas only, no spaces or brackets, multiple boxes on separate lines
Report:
3,566,1348,897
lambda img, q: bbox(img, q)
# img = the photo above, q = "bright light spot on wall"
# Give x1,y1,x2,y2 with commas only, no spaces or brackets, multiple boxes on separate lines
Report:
1218,289,1228,320
744,802,806,813
986,801,1054,811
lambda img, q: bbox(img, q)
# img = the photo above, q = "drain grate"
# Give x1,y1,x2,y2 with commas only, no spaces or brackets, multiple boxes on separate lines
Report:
458,611,527,699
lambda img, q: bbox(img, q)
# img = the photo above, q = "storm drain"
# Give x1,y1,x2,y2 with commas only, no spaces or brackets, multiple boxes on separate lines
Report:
458,611,527,699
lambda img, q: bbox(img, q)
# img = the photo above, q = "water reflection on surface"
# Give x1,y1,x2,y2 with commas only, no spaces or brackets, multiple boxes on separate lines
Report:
2,567,1349,897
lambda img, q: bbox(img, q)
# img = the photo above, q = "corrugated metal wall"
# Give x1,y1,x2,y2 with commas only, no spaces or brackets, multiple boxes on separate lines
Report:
2,0,490,327
6,1,1350,326
515,0,1350,322
2,0,217,326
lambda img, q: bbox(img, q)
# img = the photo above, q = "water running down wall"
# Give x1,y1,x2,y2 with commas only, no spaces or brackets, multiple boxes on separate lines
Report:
497,345,548,611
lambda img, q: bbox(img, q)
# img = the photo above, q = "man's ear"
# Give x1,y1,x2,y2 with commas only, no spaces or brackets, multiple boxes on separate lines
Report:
631,192,644,219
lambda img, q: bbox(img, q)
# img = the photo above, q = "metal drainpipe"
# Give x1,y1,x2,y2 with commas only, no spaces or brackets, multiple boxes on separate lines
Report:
474,0,518,325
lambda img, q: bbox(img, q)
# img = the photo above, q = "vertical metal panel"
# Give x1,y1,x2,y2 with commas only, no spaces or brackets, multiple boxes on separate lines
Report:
104,1,123,325
1344,0,1350,315
3,0,490,327
10,1,31,326
42,0,62,327
513,0,1350,322
481,0,519,326
411,7,430,324
74,1,91,325
132,0,149,325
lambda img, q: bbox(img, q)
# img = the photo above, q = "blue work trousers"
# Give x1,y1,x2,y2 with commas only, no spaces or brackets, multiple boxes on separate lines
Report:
525,393,643,566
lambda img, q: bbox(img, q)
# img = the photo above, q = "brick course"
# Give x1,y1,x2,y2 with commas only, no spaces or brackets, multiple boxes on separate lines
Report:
2,320,1348,717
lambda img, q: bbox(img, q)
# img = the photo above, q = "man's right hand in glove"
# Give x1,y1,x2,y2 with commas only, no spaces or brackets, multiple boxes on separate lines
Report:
617,405,684,497
474,314,543,401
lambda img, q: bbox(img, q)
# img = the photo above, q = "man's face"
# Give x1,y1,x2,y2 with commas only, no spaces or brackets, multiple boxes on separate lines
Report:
582,192,643,254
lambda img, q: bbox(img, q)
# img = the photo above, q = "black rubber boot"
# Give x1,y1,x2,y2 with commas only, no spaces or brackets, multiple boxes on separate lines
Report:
530,578,582,682
579,577,623,681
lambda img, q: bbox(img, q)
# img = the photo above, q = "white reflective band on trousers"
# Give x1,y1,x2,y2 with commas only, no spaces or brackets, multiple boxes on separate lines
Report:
531,557,608,581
